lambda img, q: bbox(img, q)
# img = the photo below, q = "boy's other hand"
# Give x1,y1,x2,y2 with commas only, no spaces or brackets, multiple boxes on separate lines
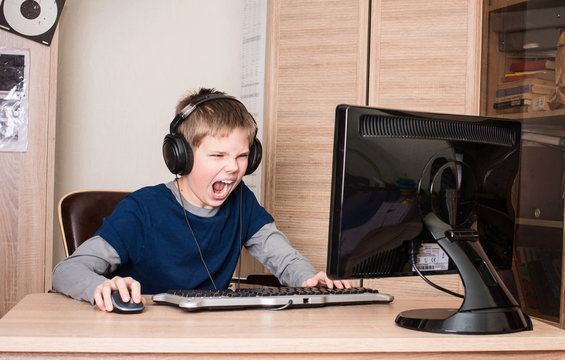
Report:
94,276,144,312
302,271,351,289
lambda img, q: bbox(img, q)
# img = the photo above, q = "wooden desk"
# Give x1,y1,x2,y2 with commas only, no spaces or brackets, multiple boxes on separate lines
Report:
1,293,565,359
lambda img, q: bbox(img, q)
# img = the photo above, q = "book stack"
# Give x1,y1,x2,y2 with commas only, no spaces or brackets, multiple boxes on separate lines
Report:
493,59,556,113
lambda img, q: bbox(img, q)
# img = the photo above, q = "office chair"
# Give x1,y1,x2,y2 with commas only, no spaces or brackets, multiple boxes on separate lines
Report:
58,190,130,257
57,189,281,286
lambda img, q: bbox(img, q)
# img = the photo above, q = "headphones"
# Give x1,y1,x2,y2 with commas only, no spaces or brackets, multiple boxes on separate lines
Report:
163,94,262,176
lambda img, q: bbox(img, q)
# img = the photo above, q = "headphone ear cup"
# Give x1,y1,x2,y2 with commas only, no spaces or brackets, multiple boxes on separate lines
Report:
245,137,262,175
163,133,194,175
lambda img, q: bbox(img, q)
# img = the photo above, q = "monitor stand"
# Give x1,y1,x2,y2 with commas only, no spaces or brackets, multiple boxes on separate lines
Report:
395,230,532,334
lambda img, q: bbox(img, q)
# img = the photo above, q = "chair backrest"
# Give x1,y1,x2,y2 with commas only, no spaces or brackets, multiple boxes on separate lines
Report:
58,190,130,257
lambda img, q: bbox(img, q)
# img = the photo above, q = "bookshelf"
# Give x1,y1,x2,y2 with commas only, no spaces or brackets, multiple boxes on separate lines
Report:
482,0,565,329
481,0,565,121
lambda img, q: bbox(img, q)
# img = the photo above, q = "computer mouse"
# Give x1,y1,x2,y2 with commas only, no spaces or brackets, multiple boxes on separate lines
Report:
110,290,145,313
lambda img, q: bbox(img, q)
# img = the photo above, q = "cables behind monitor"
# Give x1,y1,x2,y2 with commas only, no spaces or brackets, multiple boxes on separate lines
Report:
409,239,464,299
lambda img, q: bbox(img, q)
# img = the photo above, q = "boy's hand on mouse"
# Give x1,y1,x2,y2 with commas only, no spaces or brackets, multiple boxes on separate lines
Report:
301,271,351,289
94,276,144,312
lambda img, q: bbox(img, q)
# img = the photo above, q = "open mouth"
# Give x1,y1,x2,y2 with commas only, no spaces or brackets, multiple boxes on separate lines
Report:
212,180,234,199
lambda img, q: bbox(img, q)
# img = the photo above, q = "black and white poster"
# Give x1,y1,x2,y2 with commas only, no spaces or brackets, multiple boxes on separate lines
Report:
0,49,29,152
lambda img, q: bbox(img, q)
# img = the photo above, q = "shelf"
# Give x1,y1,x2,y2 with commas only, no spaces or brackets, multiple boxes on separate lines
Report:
516,218,563,229
488,0,526,12
490,108,565,119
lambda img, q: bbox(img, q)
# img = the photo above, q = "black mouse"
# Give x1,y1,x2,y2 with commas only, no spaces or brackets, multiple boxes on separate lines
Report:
111,290,145,313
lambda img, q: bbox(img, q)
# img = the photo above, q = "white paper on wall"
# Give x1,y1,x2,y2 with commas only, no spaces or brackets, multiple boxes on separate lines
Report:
241,0,267,203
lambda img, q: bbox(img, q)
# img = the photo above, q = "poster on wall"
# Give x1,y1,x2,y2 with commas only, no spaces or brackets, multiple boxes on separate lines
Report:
0,48,29,152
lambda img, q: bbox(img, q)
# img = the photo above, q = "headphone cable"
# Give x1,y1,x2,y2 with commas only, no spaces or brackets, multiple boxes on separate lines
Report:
236,185,243,290
175,177,217,290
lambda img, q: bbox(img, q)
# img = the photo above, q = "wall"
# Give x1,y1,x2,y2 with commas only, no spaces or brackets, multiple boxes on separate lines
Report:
54,0,248,266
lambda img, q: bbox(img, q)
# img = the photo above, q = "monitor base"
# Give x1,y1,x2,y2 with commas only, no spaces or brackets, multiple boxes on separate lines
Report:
395,307,532,334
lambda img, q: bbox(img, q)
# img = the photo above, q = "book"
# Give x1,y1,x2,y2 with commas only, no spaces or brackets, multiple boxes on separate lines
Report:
494,93,544,103
509,59,555,72
522,132,565,148
494,104,529,114
531,95,550,111
496,77,554,89
503,70,555,82
493,97,532,110
496,83,554,97
493,95,549,113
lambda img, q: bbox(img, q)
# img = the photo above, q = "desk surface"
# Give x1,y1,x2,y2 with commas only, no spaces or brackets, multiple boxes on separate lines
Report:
1,293,565,359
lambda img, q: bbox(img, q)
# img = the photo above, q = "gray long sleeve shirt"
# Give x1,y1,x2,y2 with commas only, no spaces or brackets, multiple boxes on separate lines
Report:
52,183,317,304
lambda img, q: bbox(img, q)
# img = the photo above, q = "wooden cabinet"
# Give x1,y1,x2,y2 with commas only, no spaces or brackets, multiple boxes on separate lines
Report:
481,0,565,327
0,31,58,317
259,0,480,295
514,143,564,327
256,0,565,317
262,0,370,271
369,0,482,115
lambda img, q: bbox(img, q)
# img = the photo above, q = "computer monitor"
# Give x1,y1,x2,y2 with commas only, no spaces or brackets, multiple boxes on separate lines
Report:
327,104,532,334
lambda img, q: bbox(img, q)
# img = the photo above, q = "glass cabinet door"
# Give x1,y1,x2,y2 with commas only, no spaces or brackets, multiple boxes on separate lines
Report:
482,0,565,328
482,0,565,123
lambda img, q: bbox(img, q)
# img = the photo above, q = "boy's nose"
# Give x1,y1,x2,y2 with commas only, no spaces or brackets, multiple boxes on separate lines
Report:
225,157,240,172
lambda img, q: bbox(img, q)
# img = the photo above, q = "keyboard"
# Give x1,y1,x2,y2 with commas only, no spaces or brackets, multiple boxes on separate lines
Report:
152,286,394,312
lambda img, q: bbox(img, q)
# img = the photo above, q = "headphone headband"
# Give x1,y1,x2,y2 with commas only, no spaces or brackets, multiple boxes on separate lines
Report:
169,94,242,134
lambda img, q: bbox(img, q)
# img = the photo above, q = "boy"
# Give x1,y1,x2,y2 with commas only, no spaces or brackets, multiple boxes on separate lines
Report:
52,88,349,312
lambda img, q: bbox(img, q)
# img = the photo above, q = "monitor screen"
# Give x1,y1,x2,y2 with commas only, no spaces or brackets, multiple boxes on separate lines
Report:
326,105,532,334
327,105,521,280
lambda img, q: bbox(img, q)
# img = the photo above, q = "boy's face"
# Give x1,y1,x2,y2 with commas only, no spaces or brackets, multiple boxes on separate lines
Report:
181,127,250,209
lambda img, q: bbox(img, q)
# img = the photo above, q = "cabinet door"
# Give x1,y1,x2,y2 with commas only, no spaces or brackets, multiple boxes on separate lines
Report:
482,0,565,120
515,142,565,326
262,0,483,283
0,31,57,317
263,0,369,271
369,0,482,115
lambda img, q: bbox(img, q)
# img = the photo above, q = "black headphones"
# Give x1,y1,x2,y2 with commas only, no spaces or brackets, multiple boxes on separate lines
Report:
163,94,262,176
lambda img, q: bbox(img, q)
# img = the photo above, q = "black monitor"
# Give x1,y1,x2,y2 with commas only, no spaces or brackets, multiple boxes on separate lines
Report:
327,104,532,334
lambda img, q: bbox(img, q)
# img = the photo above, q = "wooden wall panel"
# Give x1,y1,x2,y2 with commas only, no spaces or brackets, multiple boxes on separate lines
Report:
261,0,480,295
0,31,57,317
369,0,482,115
364,0,480,293
263,0,369,271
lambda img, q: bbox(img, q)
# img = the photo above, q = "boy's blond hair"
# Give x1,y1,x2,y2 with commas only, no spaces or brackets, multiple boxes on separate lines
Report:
176,88,257,149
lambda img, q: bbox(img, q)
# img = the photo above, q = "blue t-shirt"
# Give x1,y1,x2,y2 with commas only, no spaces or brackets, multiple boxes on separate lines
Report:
95,182,273,294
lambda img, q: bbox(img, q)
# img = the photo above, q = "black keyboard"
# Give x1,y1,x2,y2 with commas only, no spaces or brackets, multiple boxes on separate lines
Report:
152,286,393,312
